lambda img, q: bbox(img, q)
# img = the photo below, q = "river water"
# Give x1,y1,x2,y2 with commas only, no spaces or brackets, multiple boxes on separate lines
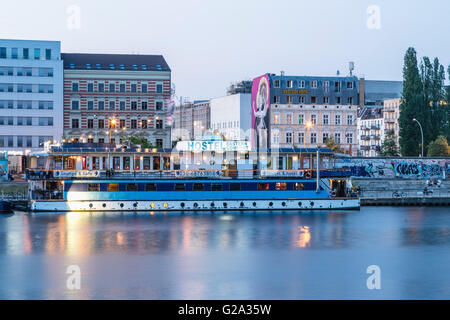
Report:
0,207,449,300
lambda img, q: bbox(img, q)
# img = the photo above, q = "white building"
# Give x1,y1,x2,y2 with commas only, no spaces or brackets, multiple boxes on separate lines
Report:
357,107,384,157
210,93,251,141
0,39,63,172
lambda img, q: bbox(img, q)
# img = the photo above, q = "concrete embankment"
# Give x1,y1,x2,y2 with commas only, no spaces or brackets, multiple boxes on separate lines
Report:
352,178,450,206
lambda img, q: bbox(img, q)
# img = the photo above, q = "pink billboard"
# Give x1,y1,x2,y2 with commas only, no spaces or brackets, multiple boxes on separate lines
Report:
251,74,270,150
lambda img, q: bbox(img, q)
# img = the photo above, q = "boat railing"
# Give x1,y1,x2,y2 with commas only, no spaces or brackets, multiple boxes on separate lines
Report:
25,168,353,180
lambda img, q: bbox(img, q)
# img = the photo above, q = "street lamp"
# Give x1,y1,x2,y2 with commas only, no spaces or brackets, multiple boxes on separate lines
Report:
412,118,424,157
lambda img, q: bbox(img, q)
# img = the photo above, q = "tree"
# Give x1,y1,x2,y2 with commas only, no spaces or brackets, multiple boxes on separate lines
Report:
322,138,345,154
120,135,154,148
380,131,399,156
399,48,427,156
427,135,450,157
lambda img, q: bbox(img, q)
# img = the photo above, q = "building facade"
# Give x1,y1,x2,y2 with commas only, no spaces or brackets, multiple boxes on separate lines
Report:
252,73,358,155
210,93,252,141
62,53,171,148
358,78,403,108
383,98,401,147
171,100,210,142
357,107,384,157
0,39,63,172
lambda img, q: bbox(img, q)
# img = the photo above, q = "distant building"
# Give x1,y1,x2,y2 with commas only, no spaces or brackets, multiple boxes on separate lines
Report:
358,78,403,108
61,53,171,148
171,99,210,141
210,93,252,141
357,107,384,157
227,80,252,95
383,98,401,147
252,73,358,157
0,39,64,172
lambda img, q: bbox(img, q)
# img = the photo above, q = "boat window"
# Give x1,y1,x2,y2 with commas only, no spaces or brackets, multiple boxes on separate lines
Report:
107,183,119,192
258,183,269,191
275,182,287,191
126,183,138,191
193,183,205,191
211,183,222,191
145,183,157,191
174,183,186,191
294,183,304,191
230,183,241,191
88,183,100,192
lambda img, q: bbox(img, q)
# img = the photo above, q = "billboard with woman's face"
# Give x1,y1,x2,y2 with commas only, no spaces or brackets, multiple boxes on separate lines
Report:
251,74,270,150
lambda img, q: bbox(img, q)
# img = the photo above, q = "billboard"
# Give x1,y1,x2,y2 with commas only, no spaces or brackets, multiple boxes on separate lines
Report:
251,74,270,150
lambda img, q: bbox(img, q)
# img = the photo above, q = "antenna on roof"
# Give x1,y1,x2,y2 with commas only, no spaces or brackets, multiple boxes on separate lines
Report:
280,71,285,76
336,70,340,76
349,61,355,76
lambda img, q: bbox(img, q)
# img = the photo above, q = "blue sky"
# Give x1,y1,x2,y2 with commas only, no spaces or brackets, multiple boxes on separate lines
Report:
1,0,449,100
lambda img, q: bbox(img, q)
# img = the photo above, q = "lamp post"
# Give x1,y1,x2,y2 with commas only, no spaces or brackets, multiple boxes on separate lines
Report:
412,118,424,157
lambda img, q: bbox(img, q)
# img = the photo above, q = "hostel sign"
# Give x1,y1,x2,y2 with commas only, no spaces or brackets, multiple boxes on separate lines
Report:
176,141,251,152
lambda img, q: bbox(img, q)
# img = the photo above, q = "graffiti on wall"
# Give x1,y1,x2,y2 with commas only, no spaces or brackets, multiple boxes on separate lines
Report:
335,158,450,179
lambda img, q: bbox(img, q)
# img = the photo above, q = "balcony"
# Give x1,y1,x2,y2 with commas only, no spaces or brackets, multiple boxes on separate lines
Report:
371,125,380,130
385,118,396,124
360,135,370,140
371,134,380,140
360,126,370,131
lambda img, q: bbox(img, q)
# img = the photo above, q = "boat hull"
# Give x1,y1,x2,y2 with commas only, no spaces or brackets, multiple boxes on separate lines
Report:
30,198,360,212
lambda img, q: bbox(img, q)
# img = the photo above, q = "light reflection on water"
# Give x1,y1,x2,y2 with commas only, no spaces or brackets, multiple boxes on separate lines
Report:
0,207,449,299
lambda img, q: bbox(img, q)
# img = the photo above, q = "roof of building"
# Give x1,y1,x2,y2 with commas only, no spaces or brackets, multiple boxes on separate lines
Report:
363,80,403,103
61,53,170,72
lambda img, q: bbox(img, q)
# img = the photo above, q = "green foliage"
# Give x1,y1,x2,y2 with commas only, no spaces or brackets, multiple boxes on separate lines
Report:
427,135,450,157
322,138,345,154
126,136,154,148
380,131,399,156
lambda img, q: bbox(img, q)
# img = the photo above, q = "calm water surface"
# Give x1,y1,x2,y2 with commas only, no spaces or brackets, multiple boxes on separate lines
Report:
0,207,449,299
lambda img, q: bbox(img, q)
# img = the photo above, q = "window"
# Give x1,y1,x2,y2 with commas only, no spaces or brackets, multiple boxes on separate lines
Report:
120,119,126,128
272,130,280,145
126,183,138,191
258,183,269,191
71,101,79,110
230,183,241,191
275,182,287,191
273,96,280,103
156,84,163,93
347,81,353,89
274,80,280,88
120,101,126,110
311,80,318,89
131,84,137,92
286,80,292,88
334,133,341,143
131,119,137,129
286,132,292,144
141,119,147,129
98,83,104,92
131,101,137,110
298,132,304,144
335,114,341,125
107,183,119,192
11,48,18,59
0,48,6,59
98,101,105,110
45,49,51,60
87,83,94,92
311,96,317,104
335,81,341,92
87,119,94,128
174,183,186,191
156,139,163,148
324,81,330,93
337,97,341,104
323,97,329,104
323,114,329,125
286,113,293,124
286,96,293,104
72,83,79,92
310,133,317,144
193,183,205,191
323,133,329,143
294,183,304,190
347,115,353,125
98,119,104,129
109,101,115,110
348,97,353,104
34,48,40,60
145,183,157,191
311,114,317,124
120,83,126,92
109,83,115,92
212,183,223,191
141,101,147,110
71,118,79,128
299,80,305,88
88,183,100,192
156,119,163,129
88,101,94,110
273,113,280,124
155,101,163,110
141,84,147,92
346,133,353,144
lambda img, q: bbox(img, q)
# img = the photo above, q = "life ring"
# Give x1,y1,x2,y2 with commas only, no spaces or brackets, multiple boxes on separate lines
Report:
305,171,312,179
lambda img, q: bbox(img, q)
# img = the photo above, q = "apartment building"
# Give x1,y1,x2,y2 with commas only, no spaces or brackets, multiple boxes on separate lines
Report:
383,98,401,146
62,53,171,148
357,107,384,157
0,39,63,172
171,99,210,141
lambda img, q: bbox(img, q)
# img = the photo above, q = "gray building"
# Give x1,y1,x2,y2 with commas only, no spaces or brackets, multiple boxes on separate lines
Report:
358,78,403,107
